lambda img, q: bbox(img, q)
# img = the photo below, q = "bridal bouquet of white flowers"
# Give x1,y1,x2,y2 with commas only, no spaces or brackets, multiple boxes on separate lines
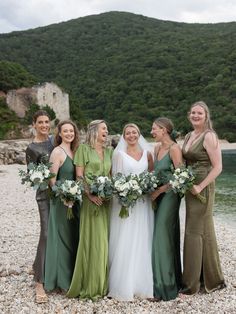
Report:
169,165,206,203
112,172,143,218
19,161,55,191
87,174,113,200
138,170,162,194
52,179,84,219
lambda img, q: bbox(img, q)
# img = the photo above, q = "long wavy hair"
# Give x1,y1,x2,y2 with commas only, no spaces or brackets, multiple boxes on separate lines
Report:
54,120,79,152
86,120,106,148
189,101,214,130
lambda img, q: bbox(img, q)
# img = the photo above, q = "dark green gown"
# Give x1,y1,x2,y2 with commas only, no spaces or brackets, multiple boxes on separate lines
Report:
44,156,80,291
152,152,182,301
182,132,225,294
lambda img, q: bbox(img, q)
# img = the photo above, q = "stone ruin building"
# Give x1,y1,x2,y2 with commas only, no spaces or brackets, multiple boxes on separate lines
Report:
6,82,70,121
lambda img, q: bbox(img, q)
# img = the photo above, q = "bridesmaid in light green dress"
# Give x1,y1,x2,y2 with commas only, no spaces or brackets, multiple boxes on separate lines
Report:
181,101,225,295
44,120,80,292
150,117,182,301
67,120,113,300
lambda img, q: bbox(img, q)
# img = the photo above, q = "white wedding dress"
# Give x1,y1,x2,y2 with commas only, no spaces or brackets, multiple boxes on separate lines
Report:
108,150,154,301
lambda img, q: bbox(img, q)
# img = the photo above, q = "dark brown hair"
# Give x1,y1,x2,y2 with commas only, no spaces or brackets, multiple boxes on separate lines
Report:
54,120,79,153
32,110,51,123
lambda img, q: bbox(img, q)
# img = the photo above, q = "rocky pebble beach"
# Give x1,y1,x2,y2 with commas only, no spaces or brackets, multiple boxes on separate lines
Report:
0,164,235,314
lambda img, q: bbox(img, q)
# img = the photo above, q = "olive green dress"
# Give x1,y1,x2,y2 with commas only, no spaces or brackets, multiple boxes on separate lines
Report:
182,132,225,294
44,156,80,291
152,152,182,301
67,144,113,300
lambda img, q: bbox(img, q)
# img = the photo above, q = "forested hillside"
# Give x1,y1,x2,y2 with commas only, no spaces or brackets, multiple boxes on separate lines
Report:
0,11,236,140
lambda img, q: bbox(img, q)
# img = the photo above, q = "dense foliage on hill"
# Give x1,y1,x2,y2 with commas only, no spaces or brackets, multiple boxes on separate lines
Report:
0,12,236,140
0,61,37,92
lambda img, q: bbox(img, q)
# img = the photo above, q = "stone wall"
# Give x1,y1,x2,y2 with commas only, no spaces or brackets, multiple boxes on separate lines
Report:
0,135,120,165
6,82,70,121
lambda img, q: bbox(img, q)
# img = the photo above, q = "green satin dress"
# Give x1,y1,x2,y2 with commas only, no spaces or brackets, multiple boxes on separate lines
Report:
152,152,182,301
182,132,225,294
44,156,80,291
67,144,113,300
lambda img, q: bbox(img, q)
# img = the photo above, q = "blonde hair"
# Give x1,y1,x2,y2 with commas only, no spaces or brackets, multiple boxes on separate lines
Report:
189,101,213,130
54,120,79,153
122,123,141,137
86,119,106,148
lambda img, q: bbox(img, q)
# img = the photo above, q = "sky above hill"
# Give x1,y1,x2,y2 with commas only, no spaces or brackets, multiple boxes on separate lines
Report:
0,0,236,34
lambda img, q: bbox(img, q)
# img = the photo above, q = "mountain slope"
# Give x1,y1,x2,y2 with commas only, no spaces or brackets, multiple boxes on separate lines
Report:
0,11,236,140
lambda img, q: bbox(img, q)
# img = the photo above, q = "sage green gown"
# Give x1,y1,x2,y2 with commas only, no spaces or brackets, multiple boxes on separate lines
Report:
182,132,225,294
152,152,182,301
44,156,80,291
67,144,113,300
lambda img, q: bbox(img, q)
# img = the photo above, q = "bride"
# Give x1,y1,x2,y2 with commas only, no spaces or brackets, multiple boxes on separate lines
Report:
108,123,154,301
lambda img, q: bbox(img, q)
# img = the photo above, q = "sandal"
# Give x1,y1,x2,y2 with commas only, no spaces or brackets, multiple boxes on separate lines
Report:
35,283,48,304
35,293,48,304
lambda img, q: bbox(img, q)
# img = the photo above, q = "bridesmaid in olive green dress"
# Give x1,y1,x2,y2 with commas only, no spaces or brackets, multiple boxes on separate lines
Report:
44,120,80,292
67,120,113,300
181,101,225,295
150,117,183,301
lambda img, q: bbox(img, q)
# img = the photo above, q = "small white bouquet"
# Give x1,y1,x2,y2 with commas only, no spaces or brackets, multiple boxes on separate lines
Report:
169,165,206,203
87,173,113,200
52,179,84,219
112,172,143,218
138,170,162,194
19,162,55,191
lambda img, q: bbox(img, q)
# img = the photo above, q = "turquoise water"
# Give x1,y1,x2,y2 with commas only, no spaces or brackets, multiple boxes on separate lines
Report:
215,150,236,228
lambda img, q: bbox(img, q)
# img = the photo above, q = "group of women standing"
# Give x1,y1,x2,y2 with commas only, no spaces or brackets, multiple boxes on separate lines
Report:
26,101,226,304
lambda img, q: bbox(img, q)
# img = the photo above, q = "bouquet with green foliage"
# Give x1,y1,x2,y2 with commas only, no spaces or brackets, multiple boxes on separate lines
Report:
19,161,55,191
112,172,143,218
169,165,206,203
138,170,162,194
52,179,84,219
87,174,113,200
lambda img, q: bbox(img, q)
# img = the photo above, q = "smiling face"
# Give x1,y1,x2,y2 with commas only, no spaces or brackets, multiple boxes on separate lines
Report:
97,122,108,143
33,115,50,137
189,104,206,128
150,122,165,142
124,126,140,146
59,123,75,143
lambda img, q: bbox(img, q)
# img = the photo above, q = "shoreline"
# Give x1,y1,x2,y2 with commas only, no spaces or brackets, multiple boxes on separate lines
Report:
0,164,235,313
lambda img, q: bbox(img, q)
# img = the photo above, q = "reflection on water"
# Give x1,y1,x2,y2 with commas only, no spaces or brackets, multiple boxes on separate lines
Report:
215,149,236,228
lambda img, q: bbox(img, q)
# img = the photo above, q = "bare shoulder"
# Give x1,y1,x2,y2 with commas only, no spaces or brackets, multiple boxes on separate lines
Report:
203,131,219,149
154,143,161,156
170,143,182,153
50,146,64,160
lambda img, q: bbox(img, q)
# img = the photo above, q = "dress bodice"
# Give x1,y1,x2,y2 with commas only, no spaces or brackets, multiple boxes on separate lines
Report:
26,138,54,164
74,144,113,183
154,152,173,178
182,132,212,181
57,155,75,181
119,150,148,175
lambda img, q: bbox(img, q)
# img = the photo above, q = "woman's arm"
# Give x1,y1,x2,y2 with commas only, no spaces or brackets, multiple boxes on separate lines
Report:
147,151,154,172
191,132,222,195
49,148,63,186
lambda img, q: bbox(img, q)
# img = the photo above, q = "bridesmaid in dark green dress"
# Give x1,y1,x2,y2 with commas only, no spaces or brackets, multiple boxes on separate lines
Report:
181,101,225,295
150,117,182,301
67,120,113,300
25,110,54,303
44,120,80,292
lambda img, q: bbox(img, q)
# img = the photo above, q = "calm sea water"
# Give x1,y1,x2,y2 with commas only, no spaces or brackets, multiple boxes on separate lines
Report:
215,149,236,228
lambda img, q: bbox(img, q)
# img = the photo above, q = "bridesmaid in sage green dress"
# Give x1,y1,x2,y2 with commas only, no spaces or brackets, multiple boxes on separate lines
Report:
67,120,113,300
150,117,182,301
44,120,80,292
181,101,225,295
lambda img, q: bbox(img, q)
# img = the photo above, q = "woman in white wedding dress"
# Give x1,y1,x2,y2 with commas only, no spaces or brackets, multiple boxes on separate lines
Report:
108,123,154,301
